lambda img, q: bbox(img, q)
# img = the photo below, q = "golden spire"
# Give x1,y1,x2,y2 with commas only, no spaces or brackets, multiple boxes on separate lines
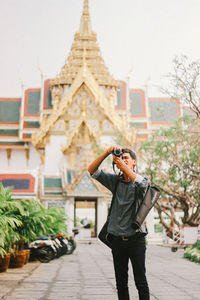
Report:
50,0,119,89
79,0,92,36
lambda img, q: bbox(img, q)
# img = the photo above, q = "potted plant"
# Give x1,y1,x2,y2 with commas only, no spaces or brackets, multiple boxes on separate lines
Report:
16,199,48,264
45,207,67,236
0,184,23,271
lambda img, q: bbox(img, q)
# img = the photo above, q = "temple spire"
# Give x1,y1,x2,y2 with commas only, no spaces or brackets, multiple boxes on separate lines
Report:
79,0,92,36
50,0,119,89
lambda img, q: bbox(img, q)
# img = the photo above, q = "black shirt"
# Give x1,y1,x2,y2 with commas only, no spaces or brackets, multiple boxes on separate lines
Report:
92,169,150,237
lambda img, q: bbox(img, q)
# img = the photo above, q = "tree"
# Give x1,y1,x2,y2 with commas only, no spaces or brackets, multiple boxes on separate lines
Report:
140,116,200,236
161,55,200,119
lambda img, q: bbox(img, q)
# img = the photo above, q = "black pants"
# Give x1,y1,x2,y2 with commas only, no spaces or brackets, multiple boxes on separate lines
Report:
111,235,150,300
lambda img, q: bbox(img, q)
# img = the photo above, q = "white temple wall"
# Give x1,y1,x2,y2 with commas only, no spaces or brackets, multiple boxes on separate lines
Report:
8,150,27,170
64,197,75,234
45,135,66,175
0,150,8,171
100,135,117,148
27,144,40,170
97,197,108,235
0,146,40,173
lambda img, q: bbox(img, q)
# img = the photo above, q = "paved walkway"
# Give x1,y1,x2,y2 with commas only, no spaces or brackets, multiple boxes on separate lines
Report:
0,242,199,300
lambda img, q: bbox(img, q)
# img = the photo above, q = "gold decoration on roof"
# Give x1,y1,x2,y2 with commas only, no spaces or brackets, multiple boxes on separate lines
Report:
49,0,119,89
32,64,135,150
61,118,101,154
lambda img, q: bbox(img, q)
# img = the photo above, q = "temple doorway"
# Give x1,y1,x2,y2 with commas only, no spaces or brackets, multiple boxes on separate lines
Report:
74,198,97,238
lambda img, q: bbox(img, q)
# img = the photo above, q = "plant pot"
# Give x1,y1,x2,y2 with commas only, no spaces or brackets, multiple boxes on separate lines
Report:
9,250,26,268
0,254,11,272
24,250,30,264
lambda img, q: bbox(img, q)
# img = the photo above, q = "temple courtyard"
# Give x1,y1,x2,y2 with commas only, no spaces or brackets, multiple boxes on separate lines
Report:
0,241,199,300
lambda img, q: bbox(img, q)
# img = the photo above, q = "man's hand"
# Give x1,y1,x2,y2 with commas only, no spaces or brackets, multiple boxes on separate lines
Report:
106,145,121,155
113,155,127,172
113,154,137,182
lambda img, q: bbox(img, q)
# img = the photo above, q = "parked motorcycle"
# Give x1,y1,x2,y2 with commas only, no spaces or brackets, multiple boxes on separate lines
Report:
29,228,79,262
65,227,79,255
29,237,57,263
51,234,68,257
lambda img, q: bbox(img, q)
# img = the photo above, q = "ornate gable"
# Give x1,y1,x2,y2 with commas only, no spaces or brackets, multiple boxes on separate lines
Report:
66,170,110,197
32,64,135,151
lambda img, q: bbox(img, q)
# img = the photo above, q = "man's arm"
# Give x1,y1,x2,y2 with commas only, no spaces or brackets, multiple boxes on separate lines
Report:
113,155,137,181
113,156,150,190
88,146,116,175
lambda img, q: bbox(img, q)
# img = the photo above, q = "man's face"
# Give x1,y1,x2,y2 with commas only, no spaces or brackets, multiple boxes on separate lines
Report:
121,152,136,170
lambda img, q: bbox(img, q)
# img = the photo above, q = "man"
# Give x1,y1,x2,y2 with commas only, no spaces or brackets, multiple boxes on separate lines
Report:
88,146,150,300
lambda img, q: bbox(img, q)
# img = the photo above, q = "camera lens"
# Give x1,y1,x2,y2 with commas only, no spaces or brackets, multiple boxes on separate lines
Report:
112,149,122,157
115,149,121,156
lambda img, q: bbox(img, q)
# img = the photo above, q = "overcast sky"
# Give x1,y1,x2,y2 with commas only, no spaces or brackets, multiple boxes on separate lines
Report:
0,0,200,97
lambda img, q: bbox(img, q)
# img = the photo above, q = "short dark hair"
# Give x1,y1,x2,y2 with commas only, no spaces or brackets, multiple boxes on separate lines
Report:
123,148,137,160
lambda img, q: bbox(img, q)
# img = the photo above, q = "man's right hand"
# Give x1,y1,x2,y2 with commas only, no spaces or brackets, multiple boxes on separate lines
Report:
107,146,121,155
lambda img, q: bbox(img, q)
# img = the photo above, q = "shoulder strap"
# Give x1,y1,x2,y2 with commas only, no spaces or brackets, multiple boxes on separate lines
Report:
107,178,119,219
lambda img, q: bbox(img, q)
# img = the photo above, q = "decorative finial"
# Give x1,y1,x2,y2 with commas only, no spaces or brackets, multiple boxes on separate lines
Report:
79,0,92,36
83,0,89,15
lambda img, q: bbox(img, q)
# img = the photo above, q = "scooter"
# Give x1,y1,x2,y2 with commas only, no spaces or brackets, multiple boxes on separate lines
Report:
51,234,68,257
65,227,79,255
54,231,78,255
29,237,57,263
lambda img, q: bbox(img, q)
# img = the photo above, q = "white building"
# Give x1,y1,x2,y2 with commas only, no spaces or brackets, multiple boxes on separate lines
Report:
0,0,192,240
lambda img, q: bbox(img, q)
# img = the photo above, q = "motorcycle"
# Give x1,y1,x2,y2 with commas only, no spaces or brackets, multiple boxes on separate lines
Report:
29,237,57,263
51,234,68,257
29,228,79,262
54,229,79,255
65,227,79,255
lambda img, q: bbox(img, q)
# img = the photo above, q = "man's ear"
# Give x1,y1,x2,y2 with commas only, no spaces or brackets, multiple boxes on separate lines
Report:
132,159,136,169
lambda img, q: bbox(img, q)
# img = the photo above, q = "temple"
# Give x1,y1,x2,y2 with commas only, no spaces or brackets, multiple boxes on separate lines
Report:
0,0,193,240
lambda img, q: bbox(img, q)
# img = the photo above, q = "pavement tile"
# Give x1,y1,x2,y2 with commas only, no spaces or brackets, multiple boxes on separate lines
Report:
0,243,200,300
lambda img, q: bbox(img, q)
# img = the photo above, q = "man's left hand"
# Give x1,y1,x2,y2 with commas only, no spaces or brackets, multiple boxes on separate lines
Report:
113,156,127,172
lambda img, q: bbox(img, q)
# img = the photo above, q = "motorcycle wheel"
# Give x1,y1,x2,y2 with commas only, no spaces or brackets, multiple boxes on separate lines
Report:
38,246,55,263
66,241,75,255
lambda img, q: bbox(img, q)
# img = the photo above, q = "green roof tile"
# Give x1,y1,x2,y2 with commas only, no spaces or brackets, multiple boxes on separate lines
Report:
27,91,40,115
0,141,24,145
130,122,146,128
116,83,124,108
44,192,63,195
130,92,143,116
0,129,19,136
26,121,40,128
149,100,178,122
0,101,21,123
75,173,97,192
46,88,53,108
44,178,62,188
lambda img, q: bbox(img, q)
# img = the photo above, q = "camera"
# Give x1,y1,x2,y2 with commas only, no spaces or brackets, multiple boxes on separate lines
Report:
112,148,124,157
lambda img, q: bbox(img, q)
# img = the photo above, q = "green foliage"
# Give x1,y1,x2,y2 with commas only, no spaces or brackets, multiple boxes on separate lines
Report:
140,116,200,227
45,207,67,236
0,183,23,256
0,183,68,255
17,199,49,245
184,242,200,263
192,240,200,250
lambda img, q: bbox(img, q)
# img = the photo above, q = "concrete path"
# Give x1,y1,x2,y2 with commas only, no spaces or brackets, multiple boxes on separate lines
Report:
0,242,199,300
